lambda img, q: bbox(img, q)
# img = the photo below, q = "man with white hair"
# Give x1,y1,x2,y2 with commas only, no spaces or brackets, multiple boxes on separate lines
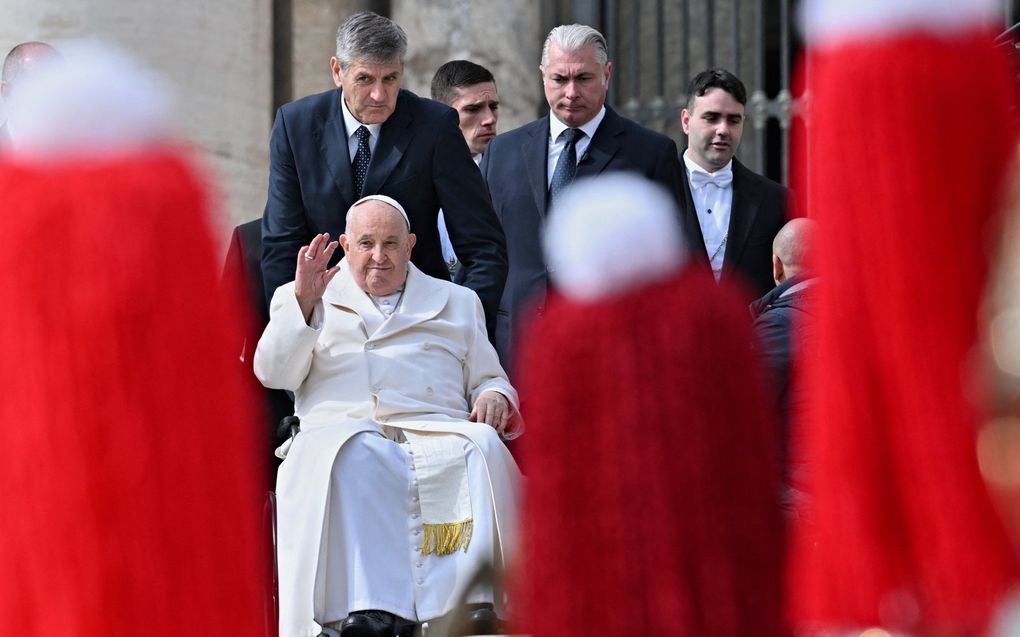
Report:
481,23,683,368
255,195,521,637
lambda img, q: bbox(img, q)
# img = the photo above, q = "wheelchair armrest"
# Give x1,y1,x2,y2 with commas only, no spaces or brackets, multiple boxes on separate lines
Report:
276,415,300,441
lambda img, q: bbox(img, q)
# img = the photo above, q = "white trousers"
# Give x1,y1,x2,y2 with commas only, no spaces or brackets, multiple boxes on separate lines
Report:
319,430,494,624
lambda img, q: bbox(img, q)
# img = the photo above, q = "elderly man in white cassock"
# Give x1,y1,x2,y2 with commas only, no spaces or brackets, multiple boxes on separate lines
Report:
255,194,522,637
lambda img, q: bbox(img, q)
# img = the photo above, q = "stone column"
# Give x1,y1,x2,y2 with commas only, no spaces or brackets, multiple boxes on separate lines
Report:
1,0,273,246
290,0,385,101
392,0,544,133
611,0,763,173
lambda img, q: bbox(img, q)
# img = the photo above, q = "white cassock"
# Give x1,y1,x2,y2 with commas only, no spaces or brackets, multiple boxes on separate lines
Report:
254,260,522,637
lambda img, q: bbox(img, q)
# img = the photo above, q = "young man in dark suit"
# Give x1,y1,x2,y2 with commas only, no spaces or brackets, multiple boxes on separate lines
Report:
430,59,500,276
261,12,507,338
679,68,791,300
481,24,683,367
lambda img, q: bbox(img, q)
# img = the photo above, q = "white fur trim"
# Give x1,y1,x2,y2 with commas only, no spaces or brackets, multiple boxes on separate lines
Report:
543,173,686,302
6,40,173,157
800,0,1001,46
989,588,1020,637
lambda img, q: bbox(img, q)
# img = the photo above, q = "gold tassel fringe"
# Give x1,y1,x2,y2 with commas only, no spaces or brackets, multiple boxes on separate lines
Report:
420,518,473,556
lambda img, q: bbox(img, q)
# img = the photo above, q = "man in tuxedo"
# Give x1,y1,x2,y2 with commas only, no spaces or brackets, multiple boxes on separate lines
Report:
1,41,59,148
430,60,500,275
481,24,683,367
679,68,790,299
261,11,507,337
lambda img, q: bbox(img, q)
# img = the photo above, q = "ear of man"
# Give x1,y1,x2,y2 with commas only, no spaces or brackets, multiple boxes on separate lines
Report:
772,254,785,285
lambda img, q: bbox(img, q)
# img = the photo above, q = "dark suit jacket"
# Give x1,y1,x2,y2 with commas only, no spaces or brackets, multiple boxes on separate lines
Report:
480,106,684,366
679,158,790,300
223,219,294,482
261,88,508,337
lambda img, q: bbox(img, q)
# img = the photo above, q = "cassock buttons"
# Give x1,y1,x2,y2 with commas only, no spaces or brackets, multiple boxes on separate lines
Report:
423,342,431,350
426,387,434,395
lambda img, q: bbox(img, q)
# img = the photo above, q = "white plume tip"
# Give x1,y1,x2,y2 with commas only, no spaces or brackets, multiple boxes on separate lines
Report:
5,40,175,158
800,0,1002,47
543,173,686,303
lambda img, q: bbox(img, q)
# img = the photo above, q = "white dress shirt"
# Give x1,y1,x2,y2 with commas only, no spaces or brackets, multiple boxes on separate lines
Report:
438,153,482,272
547,106,606,187
683,151,734,281
340,94,382,161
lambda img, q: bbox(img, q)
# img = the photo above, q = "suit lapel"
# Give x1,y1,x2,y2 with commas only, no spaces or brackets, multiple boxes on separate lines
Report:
322,260,372,339
576,106,623,179
320,89,357,208
722,159,762,279
362,92,413,196
523,118,550,216
678,167,711,268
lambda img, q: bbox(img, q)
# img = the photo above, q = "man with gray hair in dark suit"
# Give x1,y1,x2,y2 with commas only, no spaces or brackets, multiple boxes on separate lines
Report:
261,11,507,340
481,23,683,368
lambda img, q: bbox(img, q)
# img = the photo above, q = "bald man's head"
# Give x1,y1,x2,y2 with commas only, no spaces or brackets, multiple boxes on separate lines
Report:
2,41,59,100
772,217,815,285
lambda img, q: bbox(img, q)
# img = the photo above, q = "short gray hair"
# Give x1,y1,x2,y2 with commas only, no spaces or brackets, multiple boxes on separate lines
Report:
335,11,408,70
541,24,609,67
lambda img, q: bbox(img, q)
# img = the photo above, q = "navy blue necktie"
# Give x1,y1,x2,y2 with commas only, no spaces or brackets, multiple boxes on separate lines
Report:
352,125,371,197
548,128,584,205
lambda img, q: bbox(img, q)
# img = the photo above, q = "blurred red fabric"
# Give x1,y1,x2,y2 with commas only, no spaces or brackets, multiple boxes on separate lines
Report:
0,151,269,635
787,31,1020,634
514,266,784,636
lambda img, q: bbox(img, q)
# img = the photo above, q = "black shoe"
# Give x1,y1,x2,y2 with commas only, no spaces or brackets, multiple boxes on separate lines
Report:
339,610,397,637
463,604,501,635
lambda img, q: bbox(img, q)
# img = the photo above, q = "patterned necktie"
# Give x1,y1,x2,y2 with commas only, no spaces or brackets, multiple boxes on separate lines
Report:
549,128,585,205
352,125,371,197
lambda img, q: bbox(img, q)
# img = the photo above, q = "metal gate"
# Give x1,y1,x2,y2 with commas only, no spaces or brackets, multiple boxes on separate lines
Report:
545,0,1020,186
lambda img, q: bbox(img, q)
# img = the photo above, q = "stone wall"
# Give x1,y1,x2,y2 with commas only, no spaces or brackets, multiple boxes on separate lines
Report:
3,0,797,253
393,0,544,133
1,0,272,248
287,1,545,135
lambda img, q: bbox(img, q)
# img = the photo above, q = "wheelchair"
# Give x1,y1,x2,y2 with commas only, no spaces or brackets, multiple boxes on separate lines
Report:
266,416,509,637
